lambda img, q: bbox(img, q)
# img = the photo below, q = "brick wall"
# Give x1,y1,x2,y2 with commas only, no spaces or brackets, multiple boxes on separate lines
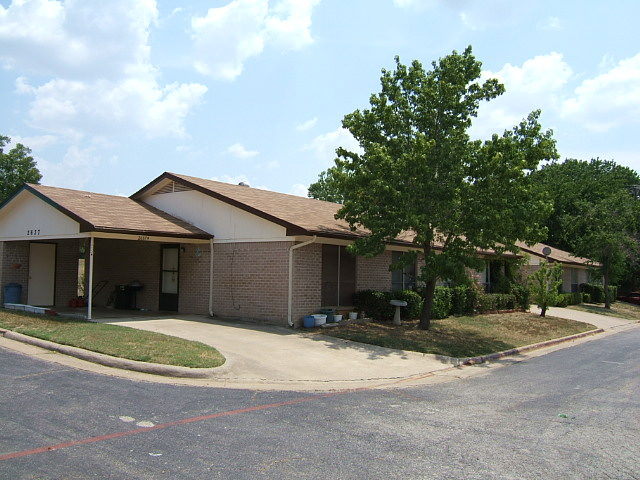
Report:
211,241,291,323
0,239,81,306
0,241,29,303
179,243,211,314
55,239,82,306
91,238,161,310
291,242,322,327
357,250,393,291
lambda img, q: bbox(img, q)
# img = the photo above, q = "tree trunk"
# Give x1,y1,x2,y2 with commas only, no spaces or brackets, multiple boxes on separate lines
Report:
419,278,437,330
540,305,546,317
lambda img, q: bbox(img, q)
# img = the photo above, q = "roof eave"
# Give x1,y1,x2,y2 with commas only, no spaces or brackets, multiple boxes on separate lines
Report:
92,226,213,240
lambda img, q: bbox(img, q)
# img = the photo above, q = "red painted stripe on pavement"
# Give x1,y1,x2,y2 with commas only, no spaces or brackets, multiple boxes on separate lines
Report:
1,389,359,461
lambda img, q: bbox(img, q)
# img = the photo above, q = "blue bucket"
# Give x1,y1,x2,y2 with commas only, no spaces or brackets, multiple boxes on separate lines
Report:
3,283,22,304
303,315,315,328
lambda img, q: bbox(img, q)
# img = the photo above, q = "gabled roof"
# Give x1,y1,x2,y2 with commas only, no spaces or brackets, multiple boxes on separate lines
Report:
132,172,373,241
517,241,593,267
19,184,212,239
131,173,595,266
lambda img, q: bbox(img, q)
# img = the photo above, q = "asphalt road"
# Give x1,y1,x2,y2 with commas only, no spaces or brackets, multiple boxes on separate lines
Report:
1,327,638,479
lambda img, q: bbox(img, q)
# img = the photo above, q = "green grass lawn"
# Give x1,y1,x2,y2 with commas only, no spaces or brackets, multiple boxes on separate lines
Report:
320,311,597,358
0,310,225,368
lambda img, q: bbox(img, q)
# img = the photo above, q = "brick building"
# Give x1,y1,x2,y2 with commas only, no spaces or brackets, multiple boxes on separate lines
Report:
0,172,593,327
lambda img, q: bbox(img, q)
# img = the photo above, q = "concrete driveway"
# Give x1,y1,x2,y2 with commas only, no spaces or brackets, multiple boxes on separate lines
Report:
3,306,636,391
104,307,638,390
105,316,458,390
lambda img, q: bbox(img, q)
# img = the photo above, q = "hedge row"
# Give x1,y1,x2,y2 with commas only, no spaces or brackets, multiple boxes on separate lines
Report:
555,285,617,306
352,283,616,321
580,284,617,304
353,285,530,321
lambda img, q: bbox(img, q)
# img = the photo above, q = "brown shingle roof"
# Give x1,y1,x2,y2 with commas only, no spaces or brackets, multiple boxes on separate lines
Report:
516,241,593,266
131,172,594,265
133,172,372,241
27,184,212,239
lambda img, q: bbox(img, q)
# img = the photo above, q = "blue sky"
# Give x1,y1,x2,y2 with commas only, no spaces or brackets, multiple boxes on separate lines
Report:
1,0,639,197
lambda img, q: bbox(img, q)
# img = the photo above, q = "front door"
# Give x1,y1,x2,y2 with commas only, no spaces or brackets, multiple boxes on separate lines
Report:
159,245,179,311
28,242,56,306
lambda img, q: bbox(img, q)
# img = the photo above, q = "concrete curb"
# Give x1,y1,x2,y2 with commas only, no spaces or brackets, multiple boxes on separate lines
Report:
458,328,605,366
0,329,219,379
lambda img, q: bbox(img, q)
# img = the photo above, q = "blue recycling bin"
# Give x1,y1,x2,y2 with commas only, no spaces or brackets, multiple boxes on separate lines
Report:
4,283,22,304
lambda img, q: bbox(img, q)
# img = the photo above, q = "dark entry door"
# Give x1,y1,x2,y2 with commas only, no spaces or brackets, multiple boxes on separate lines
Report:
159,245,179,311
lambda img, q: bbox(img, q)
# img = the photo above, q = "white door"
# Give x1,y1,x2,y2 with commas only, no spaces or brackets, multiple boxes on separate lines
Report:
28,243,56,306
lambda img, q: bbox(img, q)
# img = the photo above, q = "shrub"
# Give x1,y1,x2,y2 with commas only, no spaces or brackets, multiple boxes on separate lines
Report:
450,286,473,315
391,289,424,319
580,284,618,304
581,284,603,303
353,289,424,321
556,292,583,307
497,293,517,310
432,287,452,319
352,290,393,320
510,284,530,311
583,292,592,303
476,293,497,312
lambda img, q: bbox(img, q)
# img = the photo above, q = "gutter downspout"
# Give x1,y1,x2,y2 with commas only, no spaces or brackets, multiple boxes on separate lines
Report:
288,236,317,327
208,238,215,317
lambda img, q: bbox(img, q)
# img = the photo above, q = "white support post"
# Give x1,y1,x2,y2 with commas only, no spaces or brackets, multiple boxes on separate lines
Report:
88,236,95,321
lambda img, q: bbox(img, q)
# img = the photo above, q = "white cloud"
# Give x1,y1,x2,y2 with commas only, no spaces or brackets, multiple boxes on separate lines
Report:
38,144,100,190
226,142,259,158
471,53,572,138
8,134,57,151
192,0,268,80
0,0,158,80
191,0,319,80
296,117,317,131
289,183,309,197
17,76,207,138
561,53,640,133
304,127,362,166
1,0,206,139
264,0,320,50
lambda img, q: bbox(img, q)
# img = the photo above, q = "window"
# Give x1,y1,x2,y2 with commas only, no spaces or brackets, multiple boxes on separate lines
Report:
321,245,356,306
391,251,416,291
571,268,579,293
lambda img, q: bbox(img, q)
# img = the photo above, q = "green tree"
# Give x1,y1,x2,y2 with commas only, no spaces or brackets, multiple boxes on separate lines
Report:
529,260,563,317
0,135,42,203
308,168,344,203
532,159,640,305
318,47,558,329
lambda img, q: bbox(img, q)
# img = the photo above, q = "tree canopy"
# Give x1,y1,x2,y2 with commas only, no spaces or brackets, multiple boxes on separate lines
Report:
311,46,558,329
531,158,640,305
0,135,42,204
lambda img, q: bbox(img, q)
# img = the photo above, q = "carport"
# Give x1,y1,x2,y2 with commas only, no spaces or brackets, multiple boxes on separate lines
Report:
0,184,212,320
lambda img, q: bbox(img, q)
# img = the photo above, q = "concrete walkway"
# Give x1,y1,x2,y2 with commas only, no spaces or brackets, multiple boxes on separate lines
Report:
532,305,639,330
1,307,637,391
